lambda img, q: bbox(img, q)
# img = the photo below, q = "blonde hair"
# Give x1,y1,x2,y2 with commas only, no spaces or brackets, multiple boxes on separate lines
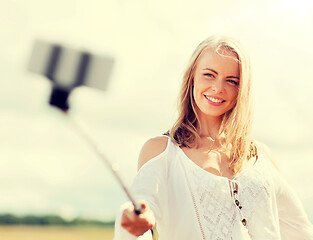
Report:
168,36,256,174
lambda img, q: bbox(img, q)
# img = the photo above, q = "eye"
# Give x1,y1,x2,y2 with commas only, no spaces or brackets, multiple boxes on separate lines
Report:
227,79,239,86
204,73,214,78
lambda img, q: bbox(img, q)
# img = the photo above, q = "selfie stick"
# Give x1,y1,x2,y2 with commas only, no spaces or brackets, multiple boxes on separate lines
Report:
27,39,143,215
66,113,143,215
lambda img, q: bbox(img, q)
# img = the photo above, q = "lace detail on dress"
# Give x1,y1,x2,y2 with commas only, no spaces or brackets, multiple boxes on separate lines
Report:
185,169,206,240
236,159,279,239
179,148,273,240
181,154,242,240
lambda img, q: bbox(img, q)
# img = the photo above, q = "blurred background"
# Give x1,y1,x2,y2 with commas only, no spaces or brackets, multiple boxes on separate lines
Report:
1,0,313,239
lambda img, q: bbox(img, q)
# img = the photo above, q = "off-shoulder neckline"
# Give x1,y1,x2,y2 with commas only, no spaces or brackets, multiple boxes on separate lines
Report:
176,144,262,181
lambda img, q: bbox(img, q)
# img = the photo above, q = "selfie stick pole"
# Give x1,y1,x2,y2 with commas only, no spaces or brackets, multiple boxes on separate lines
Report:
65,112,153,236
63,110,144,215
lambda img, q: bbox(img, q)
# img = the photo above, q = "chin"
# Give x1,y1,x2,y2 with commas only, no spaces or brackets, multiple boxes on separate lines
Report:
202,111,225,118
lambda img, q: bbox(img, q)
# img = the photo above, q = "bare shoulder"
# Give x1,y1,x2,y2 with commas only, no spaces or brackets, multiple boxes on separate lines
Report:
254,140,279,170
137,136,169,171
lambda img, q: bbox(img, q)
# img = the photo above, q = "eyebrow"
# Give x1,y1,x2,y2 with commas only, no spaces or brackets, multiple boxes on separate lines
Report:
203,68,240,80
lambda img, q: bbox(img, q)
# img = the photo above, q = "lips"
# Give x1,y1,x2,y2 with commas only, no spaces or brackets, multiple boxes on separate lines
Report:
205,95,225,102
204,95,226,106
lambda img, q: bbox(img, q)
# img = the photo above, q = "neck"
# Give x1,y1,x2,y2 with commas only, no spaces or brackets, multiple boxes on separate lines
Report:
197,114,224,140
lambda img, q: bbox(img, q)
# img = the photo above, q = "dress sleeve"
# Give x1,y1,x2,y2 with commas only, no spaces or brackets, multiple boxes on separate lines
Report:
113,138,169,240
271,165,313,239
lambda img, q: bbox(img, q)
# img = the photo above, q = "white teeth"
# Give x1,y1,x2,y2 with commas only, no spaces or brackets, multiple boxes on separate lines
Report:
206,96,223,103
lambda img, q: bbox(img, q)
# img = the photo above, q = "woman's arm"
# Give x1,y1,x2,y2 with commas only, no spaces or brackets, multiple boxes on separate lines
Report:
114,136,169,239
257,141,313,239
275,176,313,240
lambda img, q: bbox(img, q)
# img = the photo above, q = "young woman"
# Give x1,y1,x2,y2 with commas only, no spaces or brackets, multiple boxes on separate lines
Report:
114,36,313,239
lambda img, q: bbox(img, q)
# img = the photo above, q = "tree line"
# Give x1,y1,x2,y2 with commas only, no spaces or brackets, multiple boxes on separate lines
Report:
0,214,114,227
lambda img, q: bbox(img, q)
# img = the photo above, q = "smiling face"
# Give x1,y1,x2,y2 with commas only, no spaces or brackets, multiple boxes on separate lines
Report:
192,47,240,121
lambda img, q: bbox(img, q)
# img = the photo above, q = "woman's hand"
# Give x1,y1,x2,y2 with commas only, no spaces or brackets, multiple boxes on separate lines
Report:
121,201,155,237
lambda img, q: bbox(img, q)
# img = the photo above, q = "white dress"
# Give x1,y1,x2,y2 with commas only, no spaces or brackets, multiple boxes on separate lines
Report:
114,137,313,240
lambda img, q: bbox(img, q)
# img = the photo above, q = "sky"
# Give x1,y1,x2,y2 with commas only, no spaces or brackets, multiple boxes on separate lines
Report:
0,0,313,221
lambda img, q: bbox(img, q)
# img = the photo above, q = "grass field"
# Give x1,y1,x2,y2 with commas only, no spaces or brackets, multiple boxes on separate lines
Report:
0,226,115,240
0,226,159,239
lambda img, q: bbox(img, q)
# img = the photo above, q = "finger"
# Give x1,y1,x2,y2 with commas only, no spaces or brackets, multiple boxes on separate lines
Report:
140,202,146,209
123,218,153,236
126,210,136,222
122,208,135,223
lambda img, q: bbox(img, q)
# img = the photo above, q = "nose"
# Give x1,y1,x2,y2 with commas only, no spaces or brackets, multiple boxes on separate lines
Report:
211,78,224,93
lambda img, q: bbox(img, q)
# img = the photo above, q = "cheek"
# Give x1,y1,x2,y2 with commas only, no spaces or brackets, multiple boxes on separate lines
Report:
193,83,205,103
192,86,199,103
229,86,239,100
192,85,203,109
227,88,239,108
193,78,207,94
192,79,200,96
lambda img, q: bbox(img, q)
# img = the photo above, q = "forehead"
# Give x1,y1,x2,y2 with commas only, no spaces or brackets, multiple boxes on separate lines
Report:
196,47,240,76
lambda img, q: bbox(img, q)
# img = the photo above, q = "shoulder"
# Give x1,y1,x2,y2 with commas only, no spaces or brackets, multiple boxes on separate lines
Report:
254,140,280,170
137,136,169,171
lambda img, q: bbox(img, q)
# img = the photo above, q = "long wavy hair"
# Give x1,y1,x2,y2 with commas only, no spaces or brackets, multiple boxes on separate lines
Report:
168,36,257,174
